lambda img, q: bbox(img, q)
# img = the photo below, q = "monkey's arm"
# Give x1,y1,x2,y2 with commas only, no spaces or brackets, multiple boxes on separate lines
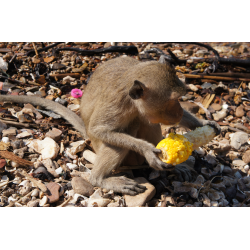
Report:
0,95,87,138
179,109,221,135
88,122,174,171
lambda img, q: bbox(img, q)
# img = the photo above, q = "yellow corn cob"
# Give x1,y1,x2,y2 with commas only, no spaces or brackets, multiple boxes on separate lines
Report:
156,125,216,165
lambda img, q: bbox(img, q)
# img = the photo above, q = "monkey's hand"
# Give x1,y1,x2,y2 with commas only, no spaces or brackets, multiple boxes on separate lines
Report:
144,147,175,171
201,120,221,135
170,165,197,182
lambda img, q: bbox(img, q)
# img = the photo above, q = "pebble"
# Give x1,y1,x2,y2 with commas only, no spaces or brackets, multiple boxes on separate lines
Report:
235,105,245,117
213,109,228,121
232,159,246,168
31,189,39,197
230,132,249,150
46,182,60,203
55,167,63,175
66,163,78,170
39,196,48,206
27,200,39,207
32,57,41,64
82,150,97,164
68,104,80,111
42,159,59,177
2,137,9,143
67,140,86,155
210,103,222,111
27,137,59,160
2,128,17,137
51,63,66,70
45,128,62,141
16,131,33,138
71,177,94,196
124,177,156,207
0,159,6,168
188,84,198,92
242,150,250,164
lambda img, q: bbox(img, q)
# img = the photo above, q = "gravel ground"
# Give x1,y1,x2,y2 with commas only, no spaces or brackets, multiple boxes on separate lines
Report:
0,42,250,207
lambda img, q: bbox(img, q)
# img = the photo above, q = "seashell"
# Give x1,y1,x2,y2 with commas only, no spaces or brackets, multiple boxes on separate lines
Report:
66,163,78,170
12,177,22,185
88,198,111,207
19,180,30,187
31,189,39,197
2,137,9,143
39,196,48,206
1,175,9,182
5,166,16,172
55,167,63,175
65,189,75,198
11,161,19,168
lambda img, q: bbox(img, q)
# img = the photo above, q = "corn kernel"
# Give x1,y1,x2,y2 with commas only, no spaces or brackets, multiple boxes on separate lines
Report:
156,125,216,165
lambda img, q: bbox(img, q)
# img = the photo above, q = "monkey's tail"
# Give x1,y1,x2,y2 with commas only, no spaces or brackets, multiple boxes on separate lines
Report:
0,95,87,138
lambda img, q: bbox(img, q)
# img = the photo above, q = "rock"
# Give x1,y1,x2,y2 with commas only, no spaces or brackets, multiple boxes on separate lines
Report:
232,159,246,168
82,150,97,164
188,84,198,92
51,63,66,70
201,82,212,89
230,132,249,150
2,128,17,137
42,159,59,177
238,45,248,54
242,150,250,164
55,97,68,106
71,177,94,196
0,159,6,168
213,139,231,153
210,103,221,111
66,163,78,170
16,131,33,138
27,200,39,207
67,140,86,155
55,167,63,175
0,121,7,133
46,182,60,203
180,102,199,114
213,109,228,121
67,104,80,111
204,153,217,166
32,57,41,64
235,105,245,117
62,76,75,84
44,56,55,63
45,128,62,141
72,68,83,73
124,177,156,207
27,137,59,160
39,196,48,206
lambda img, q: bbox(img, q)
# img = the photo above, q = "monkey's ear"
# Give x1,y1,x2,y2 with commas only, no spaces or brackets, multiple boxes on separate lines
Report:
129,80,145,100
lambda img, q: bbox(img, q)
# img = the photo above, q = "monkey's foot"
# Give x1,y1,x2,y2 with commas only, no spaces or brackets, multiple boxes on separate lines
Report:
101,176,147,196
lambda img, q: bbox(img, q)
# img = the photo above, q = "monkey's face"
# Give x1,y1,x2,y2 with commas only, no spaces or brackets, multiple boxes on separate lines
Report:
129,79,185,125
145,99,184,125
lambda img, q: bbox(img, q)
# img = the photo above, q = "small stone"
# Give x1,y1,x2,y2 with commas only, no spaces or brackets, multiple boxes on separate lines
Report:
82,150,97,164
242,150,250,164
39,196,48,206
42,159,59,177
16,131,33,138
201,82,212,89
27,137,59,160
213,109,228,121
71,177,94,196
210,103,222,111
124,177,156,207
55,98,68,106
188,84,198,92
27,200,39,207
51,63,66,70
0,159,6,168
230,132,249,150
68,104,80,111
32,57,41,64
62,76,75,84
31,189,39,197
204,154,217,166
235,105,245,117
232,159,246,168
2,128,17,137
67,140,86,155
180,102,199,114
46,182,60,203
44,56,55,63
72,68,83,73
45,128,62,141
55,167,63,175
66,163,78,170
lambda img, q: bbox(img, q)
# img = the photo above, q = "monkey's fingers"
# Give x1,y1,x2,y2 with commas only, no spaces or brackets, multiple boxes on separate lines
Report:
153,148,162,154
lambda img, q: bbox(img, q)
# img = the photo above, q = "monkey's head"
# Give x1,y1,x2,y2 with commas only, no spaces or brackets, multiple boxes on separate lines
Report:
128,60,186,125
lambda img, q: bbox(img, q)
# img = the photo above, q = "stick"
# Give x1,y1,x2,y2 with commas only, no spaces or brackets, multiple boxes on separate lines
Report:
183,74,250,82
57,197,72,207
0,151,34,167
18,170,48,193
54,46,138,56
26,42,64,57
0,119,30,128
32,43,39,58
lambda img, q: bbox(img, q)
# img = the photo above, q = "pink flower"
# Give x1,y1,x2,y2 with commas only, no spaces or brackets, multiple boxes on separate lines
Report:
71,88,83,98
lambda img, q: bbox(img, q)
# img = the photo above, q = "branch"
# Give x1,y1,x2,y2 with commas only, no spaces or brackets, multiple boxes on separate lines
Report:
26,42,64,57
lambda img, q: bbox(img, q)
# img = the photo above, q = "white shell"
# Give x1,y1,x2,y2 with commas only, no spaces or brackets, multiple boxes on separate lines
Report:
66,163,78,170
12,177,22,184
19,180,30,187
55,167,63,175
31,189,39,197
5,166,16,172
1,137,9,143
39,196,48,206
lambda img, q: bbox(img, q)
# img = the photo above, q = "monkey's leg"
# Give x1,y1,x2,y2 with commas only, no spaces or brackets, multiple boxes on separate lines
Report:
89,143,147,195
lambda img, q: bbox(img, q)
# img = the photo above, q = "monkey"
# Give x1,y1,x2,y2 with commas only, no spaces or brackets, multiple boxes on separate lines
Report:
0,55,220,196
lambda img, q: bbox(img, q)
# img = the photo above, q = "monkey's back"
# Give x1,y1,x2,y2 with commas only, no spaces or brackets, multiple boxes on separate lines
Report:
80,56,139,127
